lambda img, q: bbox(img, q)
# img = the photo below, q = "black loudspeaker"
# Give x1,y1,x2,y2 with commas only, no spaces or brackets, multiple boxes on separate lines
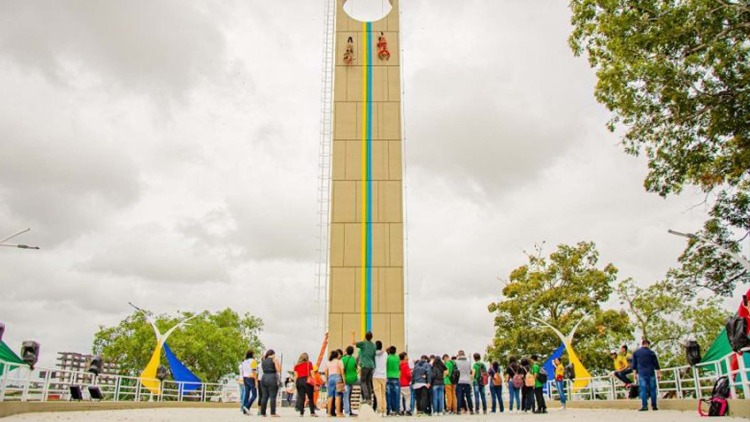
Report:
88,386,103,401
0,322,5,342
156,365,169,381
20,341,40,369
88,355,103,376
70,385,83,401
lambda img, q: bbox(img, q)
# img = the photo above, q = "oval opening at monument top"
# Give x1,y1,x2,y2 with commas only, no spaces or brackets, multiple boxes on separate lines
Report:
343,0,393,23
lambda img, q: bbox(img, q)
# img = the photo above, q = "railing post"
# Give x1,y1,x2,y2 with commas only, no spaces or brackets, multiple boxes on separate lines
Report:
178,382,183,402
692,366,701,398
0,363,10,402
201,383,206,402
135,379,142,402
114,376,120,402
41,370,51,401
737,350,749,396
726,354,737,399
590,378,594,400
609,377,616,400
675,368,683,399
158,381,163,402
21,367,31,402
567,379,572,402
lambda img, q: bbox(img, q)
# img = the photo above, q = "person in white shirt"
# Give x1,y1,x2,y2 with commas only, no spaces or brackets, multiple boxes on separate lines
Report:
373,341,387,416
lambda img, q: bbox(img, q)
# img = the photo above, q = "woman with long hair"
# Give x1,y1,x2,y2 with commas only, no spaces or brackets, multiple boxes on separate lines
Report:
325,350,345,417
488,361,504,413
520,358,534,412
505,356,522,412
294,352,317,416
259,349,282,417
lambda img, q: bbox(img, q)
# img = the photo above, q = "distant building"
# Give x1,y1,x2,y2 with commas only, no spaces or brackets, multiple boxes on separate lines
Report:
53,352,119,387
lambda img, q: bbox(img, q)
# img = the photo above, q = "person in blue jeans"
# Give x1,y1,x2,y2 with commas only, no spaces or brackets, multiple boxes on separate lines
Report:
553,358,566,410
386,346,401,415
471,353,488,414
488,361,504,413
631,339,661,411
505,357,522,411
431,356,447,415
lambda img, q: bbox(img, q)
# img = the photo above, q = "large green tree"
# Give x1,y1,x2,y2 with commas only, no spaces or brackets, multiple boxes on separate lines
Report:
487,242,632,373
569,0,750,296
93,308,263,382
617,278,730,366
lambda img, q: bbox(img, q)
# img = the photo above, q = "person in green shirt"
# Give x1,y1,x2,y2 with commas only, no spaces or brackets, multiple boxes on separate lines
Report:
341,346,358,416
530,354,547,413
386,346,401,415
471,353,488,414
443,355,457,414
351,331,375,404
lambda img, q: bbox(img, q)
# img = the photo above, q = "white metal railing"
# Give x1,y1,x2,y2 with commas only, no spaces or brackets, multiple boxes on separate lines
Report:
1,351,748,404
546,352,749,402
0,360,240,403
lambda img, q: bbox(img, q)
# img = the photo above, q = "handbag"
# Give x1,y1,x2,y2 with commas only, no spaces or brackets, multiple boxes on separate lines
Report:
336,381,346,393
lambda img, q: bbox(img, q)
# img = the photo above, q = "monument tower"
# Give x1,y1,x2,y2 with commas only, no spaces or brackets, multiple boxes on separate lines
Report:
326,0,405,351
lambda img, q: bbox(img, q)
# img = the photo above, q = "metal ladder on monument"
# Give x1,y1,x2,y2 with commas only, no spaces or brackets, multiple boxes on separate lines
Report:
315,0,336,333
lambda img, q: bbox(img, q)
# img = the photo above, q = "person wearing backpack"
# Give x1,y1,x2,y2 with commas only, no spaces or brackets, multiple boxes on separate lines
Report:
488,361,505,413
530,354,547,413
505,357,522,412
431,354,447,415
471,353,488,414
520,358,534,412
411,355,433,416
631,339,661,411
443,354,457,414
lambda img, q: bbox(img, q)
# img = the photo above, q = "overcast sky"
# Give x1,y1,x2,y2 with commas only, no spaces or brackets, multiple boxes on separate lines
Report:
0,0,739,370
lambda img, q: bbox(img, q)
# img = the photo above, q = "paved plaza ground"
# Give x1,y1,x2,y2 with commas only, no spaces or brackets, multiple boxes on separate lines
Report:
3,407,745,422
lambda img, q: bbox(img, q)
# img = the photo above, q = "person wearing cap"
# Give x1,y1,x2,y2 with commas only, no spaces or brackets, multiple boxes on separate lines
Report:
631,339,661,411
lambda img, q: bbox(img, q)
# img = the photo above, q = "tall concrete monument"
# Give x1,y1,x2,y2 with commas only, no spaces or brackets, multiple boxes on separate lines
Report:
327,0,405,351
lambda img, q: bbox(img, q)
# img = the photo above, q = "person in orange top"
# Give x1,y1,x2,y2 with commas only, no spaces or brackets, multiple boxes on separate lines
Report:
311,367,323,411
377,32,390,61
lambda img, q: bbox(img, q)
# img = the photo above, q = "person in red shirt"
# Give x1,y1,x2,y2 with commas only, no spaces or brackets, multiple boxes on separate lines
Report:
399,352,412,416
294,353,317,417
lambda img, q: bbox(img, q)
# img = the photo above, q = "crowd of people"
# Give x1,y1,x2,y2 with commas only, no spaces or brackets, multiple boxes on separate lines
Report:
236,333,662,417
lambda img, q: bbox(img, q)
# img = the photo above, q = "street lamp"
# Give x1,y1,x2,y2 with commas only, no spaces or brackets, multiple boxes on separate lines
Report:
0,228,40,250
668,229,750,273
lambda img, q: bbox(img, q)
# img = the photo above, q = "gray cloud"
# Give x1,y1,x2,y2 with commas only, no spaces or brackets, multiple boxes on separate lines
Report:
0,0,227,101
80,223,231,284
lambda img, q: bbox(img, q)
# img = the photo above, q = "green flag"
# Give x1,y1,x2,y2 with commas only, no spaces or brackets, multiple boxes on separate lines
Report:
0,340,26,374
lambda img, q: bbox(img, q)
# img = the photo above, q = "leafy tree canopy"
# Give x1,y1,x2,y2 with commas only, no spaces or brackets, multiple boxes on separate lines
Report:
569,0,750,296
617,278,730,366
92,308,263,383
487,242,632,373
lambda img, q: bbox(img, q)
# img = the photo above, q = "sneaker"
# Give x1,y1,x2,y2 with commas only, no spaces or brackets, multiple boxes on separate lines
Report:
638,407,648,412
652,407,658,411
